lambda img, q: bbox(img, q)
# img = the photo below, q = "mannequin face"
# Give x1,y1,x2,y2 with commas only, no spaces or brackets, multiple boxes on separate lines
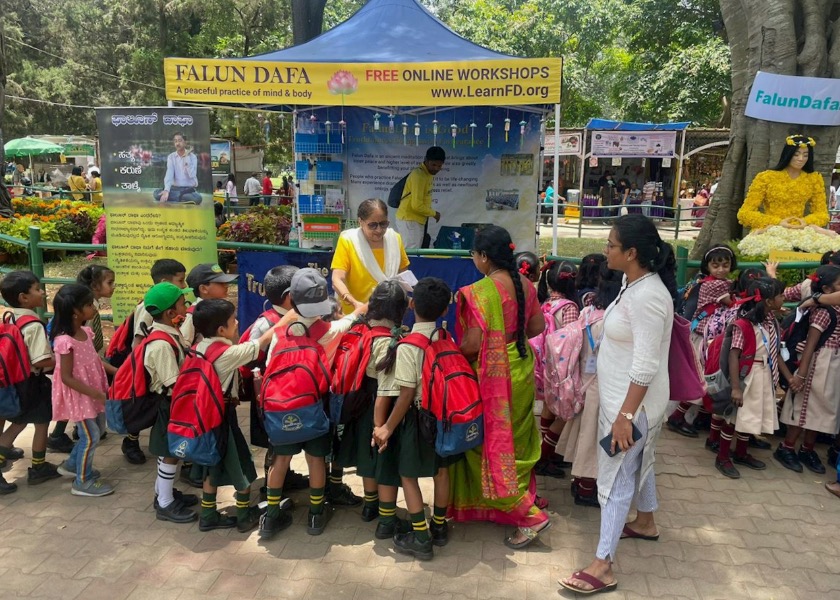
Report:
789,147,809,171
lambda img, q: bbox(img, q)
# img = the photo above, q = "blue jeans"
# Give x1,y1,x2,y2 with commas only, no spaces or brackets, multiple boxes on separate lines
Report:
67,418,100,485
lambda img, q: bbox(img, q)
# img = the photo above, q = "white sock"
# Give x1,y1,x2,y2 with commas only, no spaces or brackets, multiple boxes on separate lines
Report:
156,462,178,508
154,457,163,496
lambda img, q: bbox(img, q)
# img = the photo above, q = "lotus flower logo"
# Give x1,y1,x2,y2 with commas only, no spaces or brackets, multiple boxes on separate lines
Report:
327,70,358,95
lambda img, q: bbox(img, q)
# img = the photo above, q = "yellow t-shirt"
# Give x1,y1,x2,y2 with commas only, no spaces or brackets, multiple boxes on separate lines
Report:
90,177,103,204
68,175,87,201
331,232,410,314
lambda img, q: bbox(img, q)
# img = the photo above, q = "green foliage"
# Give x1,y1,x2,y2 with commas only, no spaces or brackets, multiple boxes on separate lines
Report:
221,205,292,246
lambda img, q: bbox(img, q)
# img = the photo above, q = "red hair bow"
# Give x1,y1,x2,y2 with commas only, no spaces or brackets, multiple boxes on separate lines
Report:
808,272,820,283
519,264,531,275
509,242,516,250
558,272,575,280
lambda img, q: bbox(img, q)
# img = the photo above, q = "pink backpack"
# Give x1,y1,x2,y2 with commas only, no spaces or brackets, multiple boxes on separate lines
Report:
530,299,576,401
543,319,583,420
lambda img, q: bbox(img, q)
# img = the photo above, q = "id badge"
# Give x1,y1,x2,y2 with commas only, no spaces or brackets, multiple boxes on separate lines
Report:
584,355,597,374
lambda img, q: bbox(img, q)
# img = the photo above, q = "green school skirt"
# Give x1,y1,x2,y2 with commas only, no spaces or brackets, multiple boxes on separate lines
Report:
192,409,257,490
336,394,401,488
398,406,463,479
272,431,332,458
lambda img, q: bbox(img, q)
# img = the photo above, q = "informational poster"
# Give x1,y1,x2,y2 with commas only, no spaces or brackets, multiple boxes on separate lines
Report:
211,140,232,175
96,107,217,320
591,131,676,158
341,106,542,251
544,131,582,156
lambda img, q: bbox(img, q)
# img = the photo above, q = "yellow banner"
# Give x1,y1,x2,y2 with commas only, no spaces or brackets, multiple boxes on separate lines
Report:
768,250,825,263
164,58,562,106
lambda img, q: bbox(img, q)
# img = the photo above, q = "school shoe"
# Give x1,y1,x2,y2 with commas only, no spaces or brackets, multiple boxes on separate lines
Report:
325,482,362,506
534,458,565,479
0,475,17,495
156,498,198,524
393,531,434,561
47,433,75,453
361,502,379,522
121,437,146,465
258,509,293,540
179,465,203,488
430,521,449,547
797,449,826,474
2,447,24,461
57,461,100,481
306,507,334,536
714,458,740,479
27,462,62,485
154,489,199,510
693,413,712,430
773,445,803,473
198,511,237,532
827,445,839,469
375,517,411,540
236,506,265,533
704,439,720,454
285,469,310,491
71,479,115,497
574,492,601,508
733,454,766,470
748,436,772,450
667,418,699,438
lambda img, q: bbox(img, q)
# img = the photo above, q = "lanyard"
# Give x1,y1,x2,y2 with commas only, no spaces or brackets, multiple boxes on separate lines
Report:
584,309,602,351
758,325,773,371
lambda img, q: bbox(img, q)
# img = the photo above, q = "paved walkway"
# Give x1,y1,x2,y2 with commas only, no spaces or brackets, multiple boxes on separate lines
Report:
1,407,839,600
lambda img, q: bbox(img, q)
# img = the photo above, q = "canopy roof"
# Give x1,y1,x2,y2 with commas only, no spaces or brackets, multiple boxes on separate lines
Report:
586,118,691,131
249,0,512,63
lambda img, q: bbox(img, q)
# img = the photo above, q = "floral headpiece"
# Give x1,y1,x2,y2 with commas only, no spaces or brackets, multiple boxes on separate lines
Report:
786,135,816,149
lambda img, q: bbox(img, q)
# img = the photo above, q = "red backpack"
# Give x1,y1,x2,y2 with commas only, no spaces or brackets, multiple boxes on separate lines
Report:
237,308,283,381
703,318,756,414
329,322,392,425
168,342,229,466
106,304,140,368
399,328,483,457
260,320,331,445
107,330,180,434
0,314,35,419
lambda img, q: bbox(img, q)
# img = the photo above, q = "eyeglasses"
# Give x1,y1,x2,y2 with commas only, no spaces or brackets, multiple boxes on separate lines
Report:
364,220,390,231
605,241,620,251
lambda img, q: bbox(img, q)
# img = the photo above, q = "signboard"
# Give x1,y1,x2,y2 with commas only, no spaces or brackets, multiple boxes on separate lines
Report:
591,131,676,158
211,140,232,175
746,71,840,126
768,250,824,263
96,107,217,320
544,131,582,156
164,58,562,106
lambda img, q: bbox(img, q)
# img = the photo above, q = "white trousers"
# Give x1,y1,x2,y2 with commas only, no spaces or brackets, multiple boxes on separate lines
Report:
394,218,424,249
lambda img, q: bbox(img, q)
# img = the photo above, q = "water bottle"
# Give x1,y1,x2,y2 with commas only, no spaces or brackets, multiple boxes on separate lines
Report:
288,225,300,248
450,231,461,250
780,342,790,362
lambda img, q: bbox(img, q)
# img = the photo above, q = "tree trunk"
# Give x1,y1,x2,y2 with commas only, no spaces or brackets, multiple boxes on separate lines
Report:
0,18,11,219
693,0,840,258
291,0,328,45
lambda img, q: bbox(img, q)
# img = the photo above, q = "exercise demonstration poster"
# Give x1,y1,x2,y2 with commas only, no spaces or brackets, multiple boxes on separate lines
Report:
96,107,217,320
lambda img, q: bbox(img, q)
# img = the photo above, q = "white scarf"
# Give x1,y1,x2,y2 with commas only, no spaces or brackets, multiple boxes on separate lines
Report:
350,227,400,283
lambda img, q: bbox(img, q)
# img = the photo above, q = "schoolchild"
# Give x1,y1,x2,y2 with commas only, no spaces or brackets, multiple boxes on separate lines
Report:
575,254,606,307
181,263,238,347
336,280,408,539
769,251,840,303
246,266,310,495
557,265,622,507
515,251,541,283
775,266,840,474
49,284,114,497
372,277,455,560
535,260,580,478
714,278,794,479
139,282,199,522
667,245,736,437
190,299,286,532
120,259,187,466
0,271,60,492
259,268,363,539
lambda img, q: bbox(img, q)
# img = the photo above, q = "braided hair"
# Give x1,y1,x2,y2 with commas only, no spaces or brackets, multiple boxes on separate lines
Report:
473,225,528,358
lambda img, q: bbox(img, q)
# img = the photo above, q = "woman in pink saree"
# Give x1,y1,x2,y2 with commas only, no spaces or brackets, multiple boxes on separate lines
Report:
449,225,551,548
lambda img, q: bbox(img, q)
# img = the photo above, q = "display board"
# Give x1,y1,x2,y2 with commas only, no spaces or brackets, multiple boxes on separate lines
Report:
591,131,677,158
96,107,217,320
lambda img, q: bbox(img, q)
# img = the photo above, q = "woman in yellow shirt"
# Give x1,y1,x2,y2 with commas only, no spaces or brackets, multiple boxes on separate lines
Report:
67,166,88,201
331,199,410,314
88,168,103,203
737,135,828,230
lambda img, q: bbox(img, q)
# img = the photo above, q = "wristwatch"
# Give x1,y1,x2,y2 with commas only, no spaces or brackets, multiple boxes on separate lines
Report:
812,292,823,305
621,412,634,421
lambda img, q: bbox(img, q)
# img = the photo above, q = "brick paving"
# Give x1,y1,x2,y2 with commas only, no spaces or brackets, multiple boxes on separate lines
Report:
1,408,839,600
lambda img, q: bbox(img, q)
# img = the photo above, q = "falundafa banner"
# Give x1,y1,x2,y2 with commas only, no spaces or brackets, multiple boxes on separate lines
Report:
590,131,677,158
96,107,217,320
746,71,840,126
164,58,562,106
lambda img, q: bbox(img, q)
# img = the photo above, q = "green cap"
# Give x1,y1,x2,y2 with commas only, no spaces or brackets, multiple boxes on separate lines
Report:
144,282,189,316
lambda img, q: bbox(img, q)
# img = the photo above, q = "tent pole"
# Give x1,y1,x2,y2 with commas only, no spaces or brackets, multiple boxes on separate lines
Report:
579,128,587,225
674,128,687,212
551,103,560,256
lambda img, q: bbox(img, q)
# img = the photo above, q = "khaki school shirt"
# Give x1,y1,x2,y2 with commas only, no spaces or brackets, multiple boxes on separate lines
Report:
394,322,439,408
144,323,187,395
365,319,400,398
195,336,259,400
179,297,202,347
266,313,354,358
249,305,287,340
132,301,154,348
13,308,52,370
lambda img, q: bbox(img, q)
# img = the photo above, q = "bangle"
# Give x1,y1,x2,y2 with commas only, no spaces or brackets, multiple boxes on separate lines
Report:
793,372,805,380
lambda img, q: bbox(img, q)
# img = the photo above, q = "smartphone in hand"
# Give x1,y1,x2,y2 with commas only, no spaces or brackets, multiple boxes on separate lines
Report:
599,423,643,457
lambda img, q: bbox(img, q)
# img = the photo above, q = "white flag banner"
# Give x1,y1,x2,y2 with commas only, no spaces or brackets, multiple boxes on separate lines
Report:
746,71,840,126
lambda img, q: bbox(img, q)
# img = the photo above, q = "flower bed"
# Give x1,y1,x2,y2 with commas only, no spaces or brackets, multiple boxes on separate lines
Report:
0,197,104,255
219,205,292,246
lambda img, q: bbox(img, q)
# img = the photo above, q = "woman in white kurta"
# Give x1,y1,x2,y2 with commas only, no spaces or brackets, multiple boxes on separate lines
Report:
560,214,674,595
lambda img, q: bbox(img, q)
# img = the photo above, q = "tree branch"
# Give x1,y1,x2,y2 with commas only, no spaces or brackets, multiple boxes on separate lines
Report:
798,0,830,75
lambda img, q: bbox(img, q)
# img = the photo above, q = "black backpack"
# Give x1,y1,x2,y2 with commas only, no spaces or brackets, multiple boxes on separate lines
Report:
676,274,705,320
387,173,410,209
779,306,838,390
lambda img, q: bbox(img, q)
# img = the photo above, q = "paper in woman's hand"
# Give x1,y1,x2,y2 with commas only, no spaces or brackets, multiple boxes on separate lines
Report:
397,270,419,292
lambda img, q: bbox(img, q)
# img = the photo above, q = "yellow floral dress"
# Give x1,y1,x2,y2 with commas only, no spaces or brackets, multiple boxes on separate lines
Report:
737,170,827,230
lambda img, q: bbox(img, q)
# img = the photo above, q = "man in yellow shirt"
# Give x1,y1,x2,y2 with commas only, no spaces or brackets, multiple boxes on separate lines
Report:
394,146,445,249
